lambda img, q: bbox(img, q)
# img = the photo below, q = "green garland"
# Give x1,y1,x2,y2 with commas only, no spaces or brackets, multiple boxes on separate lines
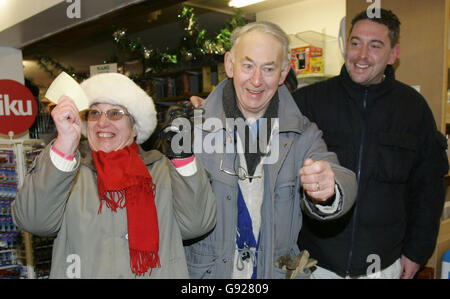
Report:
33,5,246,84
34,54,86,81
112,5,246,76
112,28,178,74
178,5,246,54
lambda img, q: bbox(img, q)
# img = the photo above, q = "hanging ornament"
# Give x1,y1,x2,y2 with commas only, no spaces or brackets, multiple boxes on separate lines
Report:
181,48,193,62
110,4,247,79
143,47,152,60
113,28,127,43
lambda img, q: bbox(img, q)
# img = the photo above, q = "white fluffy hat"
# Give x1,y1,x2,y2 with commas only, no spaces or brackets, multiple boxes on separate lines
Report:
80,73,156,144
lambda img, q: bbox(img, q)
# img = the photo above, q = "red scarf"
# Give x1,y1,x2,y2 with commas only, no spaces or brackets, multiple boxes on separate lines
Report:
92,143,160,276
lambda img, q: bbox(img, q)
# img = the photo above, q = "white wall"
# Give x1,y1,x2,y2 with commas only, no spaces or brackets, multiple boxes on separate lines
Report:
0,47,24,83
0,0,65,32
0,0,146,48
256,0,346,76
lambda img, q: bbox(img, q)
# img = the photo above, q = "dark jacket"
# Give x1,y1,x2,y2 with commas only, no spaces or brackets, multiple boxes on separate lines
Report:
293,65,449,277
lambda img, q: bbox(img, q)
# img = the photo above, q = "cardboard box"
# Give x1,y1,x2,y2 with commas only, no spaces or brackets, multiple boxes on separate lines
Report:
290,46,323,75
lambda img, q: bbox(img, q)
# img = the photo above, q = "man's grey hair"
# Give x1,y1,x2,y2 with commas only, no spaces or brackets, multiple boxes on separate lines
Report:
230,21,291,68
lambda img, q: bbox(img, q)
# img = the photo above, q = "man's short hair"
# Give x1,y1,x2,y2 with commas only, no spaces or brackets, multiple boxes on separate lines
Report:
350,8,401,48
230,21,290,68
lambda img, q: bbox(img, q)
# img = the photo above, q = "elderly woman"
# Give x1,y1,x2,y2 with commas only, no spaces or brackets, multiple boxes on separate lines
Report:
12,73,216,279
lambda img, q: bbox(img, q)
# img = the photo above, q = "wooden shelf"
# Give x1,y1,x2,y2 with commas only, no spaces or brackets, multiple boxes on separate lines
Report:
147,64,217,78
148,63,224,105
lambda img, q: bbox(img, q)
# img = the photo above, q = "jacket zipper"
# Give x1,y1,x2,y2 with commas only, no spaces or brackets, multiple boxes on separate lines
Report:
345,88,368,276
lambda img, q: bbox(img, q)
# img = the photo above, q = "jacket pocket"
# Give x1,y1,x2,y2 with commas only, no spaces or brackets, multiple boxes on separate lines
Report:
274,180,296,203
185,241,220,278
375,133,417,183
186,257,217,279
274,181,297,247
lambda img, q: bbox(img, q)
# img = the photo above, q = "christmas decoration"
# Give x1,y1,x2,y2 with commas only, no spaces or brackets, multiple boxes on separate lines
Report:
32,5,246,87
111,5,246,78
34,54,87,81
112,25,178,75
176,5,245,62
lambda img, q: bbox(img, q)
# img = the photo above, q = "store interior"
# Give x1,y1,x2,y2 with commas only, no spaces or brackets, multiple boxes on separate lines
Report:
0,0,449,279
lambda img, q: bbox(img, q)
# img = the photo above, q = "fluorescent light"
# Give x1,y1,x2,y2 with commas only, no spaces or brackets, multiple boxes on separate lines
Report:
229,0,266,8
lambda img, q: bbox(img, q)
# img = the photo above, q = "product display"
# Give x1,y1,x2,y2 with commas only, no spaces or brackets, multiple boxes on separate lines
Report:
31,236,53,279
290,46,324,75
0,142,48,279
0,149,23,279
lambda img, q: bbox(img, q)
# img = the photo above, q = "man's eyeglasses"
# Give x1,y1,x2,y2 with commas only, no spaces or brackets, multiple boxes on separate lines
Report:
86,109,130,121
219,153,262,181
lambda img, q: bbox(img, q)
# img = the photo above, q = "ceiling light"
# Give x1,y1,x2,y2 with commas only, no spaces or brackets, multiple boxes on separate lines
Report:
229,0,266,8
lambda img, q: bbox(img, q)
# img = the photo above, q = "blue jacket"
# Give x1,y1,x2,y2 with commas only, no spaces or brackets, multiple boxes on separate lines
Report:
184,79,357,278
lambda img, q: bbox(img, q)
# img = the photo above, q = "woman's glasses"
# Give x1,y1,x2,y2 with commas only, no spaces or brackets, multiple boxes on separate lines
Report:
86,109,130,121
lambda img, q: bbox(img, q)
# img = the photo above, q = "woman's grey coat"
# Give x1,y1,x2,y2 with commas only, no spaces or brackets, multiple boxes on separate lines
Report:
13,143,216,278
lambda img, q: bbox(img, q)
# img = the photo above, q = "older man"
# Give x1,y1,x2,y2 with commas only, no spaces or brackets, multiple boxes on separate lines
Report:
185,21,357,279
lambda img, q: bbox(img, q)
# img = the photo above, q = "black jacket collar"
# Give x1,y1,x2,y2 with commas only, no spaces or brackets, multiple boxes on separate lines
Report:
339,64,397,107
